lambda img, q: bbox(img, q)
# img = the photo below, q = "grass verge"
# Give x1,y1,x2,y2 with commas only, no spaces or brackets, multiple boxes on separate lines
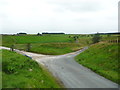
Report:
28,43,83,55
4,43,83,55
2,49,62,88
75,42,120,84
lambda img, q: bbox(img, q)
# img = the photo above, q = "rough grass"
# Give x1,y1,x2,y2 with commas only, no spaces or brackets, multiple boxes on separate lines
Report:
11,43,83,55
2,35,73,44
101,34,119,42
0,50,2,89
2,49,61,88
75,42,119,84
2,34,92,45
2,34,91,55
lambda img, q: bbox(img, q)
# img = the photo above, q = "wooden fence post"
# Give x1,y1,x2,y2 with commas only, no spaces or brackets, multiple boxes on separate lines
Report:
10,45,14,51
117,38,118,43
27,43,31,52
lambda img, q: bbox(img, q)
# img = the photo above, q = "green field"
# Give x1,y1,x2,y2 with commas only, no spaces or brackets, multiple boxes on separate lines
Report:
1,33,120,87
0,50,1,89
2,35,73,44
2,34,92,45
2,34,92,55
2,49,62,88
75,42,119,84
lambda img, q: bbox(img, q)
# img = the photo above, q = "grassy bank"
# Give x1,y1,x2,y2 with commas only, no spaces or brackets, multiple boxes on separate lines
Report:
75,42,119,84
2,49,62,88
11,43,83,55
2,34,91,55
30,43,83,55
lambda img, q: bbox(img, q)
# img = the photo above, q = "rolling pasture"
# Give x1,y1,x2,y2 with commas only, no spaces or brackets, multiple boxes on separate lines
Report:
2,34,119,55
1,33,119,87
2,34,73,44
2,34,92,55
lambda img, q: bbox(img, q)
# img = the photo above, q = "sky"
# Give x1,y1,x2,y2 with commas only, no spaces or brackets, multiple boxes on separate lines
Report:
0,0,119,34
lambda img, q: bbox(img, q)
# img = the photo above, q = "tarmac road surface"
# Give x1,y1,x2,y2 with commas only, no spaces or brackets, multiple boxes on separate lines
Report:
1,46,119,88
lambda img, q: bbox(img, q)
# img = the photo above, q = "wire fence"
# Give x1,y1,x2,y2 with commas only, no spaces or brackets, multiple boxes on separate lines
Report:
108,38,120,43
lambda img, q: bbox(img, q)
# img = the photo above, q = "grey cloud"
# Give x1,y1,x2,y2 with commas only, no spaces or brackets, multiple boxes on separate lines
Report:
1,0,118,34
50,1,103,12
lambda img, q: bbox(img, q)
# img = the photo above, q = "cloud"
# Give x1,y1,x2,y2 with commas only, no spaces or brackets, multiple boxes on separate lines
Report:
0,0,119,34
51,1,103,12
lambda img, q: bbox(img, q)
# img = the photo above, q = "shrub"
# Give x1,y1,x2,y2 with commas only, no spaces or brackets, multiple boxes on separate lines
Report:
92,33,101,43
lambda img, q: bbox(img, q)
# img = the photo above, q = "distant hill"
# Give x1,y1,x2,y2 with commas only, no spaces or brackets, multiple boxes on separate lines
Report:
98,32,120,35
42,32,65,34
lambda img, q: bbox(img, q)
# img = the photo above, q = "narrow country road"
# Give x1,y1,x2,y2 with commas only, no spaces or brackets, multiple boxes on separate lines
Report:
0,46,119,88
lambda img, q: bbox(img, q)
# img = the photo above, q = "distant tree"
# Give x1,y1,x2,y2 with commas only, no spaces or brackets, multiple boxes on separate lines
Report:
73,36,79,43
76,36,79,38
92,33,101,44
73,36,77,40
17,33,27,35
37,33,41,36
91,35,94,37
